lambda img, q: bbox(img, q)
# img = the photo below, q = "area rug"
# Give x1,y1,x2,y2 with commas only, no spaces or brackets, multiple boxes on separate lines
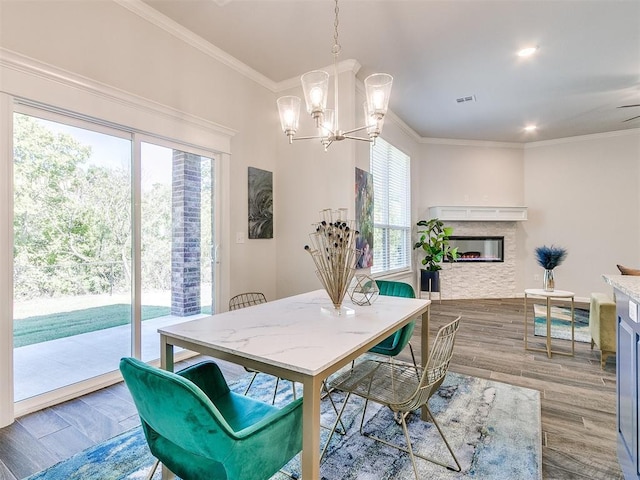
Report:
534,304,590,343
26,367,541,480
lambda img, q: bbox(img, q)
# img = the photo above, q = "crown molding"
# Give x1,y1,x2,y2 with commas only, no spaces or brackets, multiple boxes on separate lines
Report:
421,137,524,149
524,128,640,149
113,0,278,92
0,48,237,140
384,109,422,143
275,59,362,93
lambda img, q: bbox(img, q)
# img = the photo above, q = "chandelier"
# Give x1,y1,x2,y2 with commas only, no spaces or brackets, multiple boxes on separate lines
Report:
276,0,393,151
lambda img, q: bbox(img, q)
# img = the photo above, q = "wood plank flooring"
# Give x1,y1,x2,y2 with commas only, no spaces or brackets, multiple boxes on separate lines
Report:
0,298,620,479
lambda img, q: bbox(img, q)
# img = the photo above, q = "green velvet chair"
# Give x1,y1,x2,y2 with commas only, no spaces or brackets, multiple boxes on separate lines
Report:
119,357,303,480
368,280,418,368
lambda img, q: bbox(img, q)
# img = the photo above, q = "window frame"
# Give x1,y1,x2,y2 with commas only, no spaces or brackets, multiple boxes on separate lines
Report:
369,137,411,276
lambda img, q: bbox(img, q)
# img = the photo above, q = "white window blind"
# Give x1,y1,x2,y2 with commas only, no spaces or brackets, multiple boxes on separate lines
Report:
370,137,411,274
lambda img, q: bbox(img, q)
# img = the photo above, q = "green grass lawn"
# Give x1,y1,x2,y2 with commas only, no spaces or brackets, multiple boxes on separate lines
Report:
13,304,172,348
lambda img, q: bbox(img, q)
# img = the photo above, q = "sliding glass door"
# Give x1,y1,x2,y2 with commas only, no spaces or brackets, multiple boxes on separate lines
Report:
13,110,133,401
12,110,218,402
140,141,215,361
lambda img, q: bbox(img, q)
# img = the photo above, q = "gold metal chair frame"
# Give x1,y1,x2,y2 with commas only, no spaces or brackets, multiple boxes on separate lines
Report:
324,316,462,479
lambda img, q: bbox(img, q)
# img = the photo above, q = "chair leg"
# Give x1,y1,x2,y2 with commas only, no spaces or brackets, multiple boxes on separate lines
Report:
291,381,297,400
358,398,371,435
400,415,420,480
423,406,462,472
408,342,420,380
322,381,346,435
146,459,160,480
243,371,259,395
321,391,353,461
272,377,281,405
361,406,461,474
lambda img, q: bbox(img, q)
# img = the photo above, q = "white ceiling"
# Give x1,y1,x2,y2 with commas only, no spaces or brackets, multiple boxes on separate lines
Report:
142,0,640,143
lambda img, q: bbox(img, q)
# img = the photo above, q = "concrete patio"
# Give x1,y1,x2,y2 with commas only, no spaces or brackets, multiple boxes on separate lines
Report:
13,313,208,401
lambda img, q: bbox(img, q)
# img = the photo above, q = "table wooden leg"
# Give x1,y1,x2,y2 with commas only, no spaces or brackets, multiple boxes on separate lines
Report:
161,464,176,480
546,297,552,358
160,335,174,372
301,375,322,480
524,294,528,348
571,297,575,355
421,306,430,421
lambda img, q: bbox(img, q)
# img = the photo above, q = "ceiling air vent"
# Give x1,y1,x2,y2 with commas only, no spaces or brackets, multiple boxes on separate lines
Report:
456,95,476,104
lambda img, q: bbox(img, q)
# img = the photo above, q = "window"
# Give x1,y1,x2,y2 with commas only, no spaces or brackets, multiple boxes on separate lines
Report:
370,138,411,274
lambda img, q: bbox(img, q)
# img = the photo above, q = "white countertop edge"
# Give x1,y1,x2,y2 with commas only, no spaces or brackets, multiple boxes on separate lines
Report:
603,274,640,302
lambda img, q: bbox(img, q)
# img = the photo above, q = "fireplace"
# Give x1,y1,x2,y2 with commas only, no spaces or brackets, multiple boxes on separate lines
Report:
434,220,518,299
446,236,504,262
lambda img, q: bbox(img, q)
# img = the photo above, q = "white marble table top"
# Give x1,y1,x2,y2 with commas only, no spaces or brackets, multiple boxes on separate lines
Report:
525,288,575,298
158,289,430,377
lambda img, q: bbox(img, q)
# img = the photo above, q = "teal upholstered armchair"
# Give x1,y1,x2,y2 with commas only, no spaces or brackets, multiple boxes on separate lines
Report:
368,280,418,367
120,357,303,480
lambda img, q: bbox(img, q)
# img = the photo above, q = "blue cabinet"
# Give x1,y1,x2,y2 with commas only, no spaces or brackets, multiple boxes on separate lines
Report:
616,289,640,480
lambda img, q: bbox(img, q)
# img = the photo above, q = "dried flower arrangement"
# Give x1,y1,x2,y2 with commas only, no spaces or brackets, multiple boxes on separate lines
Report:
534,245,567,270
304,208,361,311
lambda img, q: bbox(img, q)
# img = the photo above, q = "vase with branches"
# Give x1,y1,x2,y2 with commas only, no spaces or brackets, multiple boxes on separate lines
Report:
304,208,361,314
534,245,567,291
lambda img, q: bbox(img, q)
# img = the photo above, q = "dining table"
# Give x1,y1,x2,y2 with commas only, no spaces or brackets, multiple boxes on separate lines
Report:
158,289,431,480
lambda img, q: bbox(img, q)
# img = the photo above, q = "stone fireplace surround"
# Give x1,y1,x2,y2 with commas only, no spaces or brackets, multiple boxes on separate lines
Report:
437,221,518,299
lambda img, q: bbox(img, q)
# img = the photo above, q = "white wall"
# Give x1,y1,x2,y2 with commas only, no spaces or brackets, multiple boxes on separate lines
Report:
0,0,279,303
275,69,358,299
416,141,527,293
414,132,640,300
416,142,526,214
523,130,640,299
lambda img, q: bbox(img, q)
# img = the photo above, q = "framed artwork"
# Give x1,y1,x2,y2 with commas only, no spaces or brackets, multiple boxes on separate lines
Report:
355,167,374,269
248,167,273,239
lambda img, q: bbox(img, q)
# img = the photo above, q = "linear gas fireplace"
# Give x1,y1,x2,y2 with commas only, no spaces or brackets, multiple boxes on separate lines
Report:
446,236,504,262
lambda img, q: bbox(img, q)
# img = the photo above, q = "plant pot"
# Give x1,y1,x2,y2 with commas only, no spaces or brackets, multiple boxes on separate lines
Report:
420,270,440,292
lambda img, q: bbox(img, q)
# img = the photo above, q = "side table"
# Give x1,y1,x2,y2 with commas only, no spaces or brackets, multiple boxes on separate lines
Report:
524,288,575,358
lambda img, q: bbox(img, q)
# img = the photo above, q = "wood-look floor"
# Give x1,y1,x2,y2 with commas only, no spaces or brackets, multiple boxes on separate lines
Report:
0,298,620,479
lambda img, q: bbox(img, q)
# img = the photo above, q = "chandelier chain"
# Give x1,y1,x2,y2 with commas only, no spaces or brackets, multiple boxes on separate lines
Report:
332,0,341,56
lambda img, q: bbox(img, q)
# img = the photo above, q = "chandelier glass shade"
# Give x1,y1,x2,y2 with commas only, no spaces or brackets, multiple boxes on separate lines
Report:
276,0,393,151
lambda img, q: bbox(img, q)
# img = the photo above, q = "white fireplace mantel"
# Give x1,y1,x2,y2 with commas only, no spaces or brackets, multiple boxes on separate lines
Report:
428,206,528,222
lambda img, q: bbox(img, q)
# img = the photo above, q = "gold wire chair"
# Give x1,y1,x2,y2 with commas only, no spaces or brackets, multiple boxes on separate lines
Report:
325,315,463,479
228,292,297,404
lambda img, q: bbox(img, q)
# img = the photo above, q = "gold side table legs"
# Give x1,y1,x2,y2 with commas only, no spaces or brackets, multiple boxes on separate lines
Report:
524,289,575,358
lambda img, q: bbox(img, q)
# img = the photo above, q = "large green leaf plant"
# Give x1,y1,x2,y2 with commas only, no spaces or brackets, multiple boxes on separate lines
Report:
413,218,459,271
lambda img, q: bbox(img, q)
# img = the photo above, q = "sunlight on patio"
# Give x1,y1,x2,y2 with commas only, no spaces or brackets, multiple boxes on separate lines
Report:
13,289,212,402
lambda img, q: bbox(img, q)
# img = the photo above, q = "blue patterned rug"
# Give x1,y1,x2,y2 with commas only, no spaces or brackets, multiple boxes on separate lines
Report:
534,304,590,343
26,366,541,480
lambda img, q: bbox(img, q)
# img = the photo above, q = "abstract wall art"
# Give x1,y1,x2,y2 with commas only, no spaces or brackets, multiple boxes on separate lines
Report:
248,167,273,239
355,167,374,268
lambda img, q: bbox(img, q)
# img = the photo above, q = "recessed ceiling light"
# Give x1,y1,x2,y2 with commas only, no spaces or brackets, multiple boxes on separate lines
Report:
524,125,537,132
518,46,538,57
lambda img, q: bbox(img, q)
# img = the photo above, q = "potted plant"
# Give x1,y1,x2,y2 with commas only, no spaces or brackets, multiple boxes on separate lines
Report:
413,218,459,292
534,245,567,291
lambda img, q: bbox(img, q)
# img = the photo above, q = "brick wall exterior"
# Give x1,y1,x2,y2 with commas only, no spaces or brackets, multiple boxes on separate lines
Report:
171,151,202,316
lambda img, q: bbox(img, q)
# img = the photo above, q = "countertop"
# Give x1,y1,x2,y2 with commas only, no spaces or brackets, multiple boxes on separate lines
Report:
603,274,640,302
